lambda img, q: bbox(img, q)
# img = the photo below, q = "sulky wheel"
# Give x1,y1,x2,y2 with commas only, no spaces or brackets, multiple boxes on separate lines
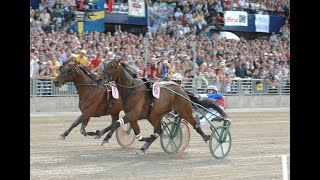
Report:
209,126,232,159
160,121,183,154
116,123,135,148
179,121,191,152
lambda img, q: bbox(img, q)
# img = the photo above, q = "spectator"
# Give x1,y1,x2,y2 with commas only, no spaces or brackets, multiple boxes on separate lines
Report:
39,0,47,12
269,32,277,43
161,60,170,80
174,8,183,21
251,69,261,79
235,60,247,78
155,61,164,79
143,62,156,80
215,2,224,14
51,56,61,77
30,54,35,79
39,62,53,79
265,68,280,87
194,67,208,87
225,0,232,11
34,16,44,33
30,10,36,33
196,11,207,30
89,52,102,74
279,20,290,38
225,63,236,78
39,9,51,32
75,49,89,66
216,13,224,32
277,67,289,81
205,67,216,80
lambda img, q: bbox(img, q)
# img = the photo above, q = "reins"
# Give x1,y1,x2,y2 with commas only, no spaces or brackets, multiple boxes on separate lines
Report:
114,81,148,89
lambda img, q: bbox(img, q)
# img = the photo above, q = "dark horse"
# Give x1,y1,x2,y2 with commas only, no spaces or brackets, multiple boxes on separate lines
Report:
96,59,227,154
121,62,226,113
53,61,151,141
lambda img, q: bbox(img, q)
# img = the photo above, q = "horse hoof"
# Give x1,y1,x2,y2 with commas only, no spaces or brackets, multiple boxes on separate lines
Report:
80,130,88,136
101,140,109,146
204,135,210,143
136,150,145,155
58,135,65,140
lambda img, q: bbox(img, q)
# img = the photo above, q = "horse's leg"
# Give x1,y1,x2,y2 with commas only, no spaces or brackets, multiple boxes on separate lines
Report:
136,116,162,155
130,121,151,142
101,94,146,145
176,105,210,143
101,112,139,145
79,115,91,136
94,114,119,139
58,115,85,140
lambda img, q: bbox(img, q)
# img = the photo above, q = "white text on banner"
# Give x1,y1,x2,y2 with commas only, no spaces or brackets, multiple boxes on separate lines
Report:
128,0,146,17
255,14,270,33
224,11,248,26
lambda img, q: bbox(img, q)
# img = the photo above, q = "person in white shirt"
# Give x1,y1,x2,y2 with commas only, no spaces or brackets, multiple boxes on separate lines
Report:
174,8,183,21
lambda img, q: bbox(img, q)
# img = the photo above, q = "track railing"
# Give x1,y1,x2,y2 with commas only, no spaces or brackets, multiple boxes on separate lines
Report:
30,78,290,97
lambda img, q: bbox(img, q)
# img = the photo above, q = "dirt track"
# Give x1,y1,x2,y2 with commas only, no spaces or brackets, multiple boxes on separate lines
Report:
31,108,290,180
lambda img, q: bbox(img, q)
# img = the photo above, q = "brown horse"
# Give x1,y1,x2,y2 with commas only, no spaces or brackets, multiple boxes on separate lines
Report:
96,59,227,154
53,61,151,142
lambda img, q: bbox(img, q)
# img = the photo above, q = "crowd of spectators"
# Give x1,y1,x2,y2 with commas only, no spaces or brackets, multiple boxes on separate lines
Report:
157,0,290,18
30,23,290,88
30,0,100,33
149,0,289,40
30,0,290,92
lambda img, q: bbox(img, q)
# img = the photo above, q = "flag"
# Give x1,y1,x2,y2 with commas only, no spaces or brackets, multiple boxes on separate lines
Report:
108,0,114,12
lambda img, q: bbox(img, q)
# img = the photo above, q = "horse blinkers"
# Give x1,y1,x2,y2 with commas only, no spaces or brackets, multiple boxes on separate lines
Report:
103,61,119,83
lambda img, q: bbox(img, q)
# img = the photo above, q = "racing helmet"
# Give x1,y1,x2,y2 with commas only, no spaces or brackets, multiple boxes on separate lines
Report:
207,85,218,93
171,73,183,81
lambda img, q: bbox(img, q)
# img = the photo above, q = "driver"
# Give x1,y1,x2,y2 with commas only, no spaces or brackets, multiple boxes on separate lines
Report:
170,73,183,85
197,85,226,125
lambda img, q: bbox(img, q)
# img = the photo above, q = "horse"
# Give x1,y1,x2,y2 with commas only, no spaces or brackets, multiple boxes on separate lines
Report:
96,58,227,154
120,62,226,115
53,61,152,142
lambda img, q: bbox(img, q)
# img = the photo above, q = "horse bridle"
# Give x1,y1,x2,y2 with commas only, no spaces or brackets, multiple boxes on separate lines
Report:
102,61,119,83
58,62,81,84
101,60,149,89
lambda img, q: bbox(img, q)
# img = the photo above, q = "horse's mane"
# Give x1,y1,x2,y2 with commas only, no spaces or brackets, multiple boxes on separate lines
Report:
120,62,141,78
78,66,97,82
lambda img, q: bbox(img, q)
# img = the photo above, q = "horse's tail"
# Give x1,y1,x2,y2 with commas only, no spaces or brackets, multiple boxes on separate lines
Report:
185,90,227,118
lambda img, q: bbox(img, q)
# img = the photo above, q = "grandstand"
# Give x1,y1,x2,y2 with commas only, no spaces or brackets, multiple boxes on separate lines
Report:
30,0,290,96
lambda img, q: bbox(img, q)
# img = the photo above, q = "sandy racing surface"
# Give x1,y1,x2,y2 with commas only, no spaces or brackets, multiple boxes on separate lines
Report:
31,108,290,180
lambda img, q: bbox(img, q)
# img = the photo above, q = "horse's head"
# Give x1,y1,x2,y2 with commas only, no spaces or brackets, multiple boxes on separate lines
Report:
96,58,122,85
54,61,80,87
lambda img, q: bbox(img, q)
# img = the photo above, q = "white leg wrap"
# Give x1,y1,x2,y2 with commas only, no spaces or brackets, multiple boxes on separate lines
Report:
152,133,159,138
117,118,124,126
136,133,143,140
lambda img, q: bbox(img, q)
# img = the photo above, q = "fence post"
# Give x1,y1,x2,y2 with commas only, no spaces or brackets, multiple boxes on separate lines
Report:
143,37,148,79
190,40,196,94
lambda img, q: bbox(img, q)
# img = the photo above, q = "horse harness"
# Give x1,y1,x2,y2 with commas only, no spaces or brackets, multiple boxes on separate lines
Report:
141,78,156,118
103,62,155,118
104,84,115,114
117,78,155,119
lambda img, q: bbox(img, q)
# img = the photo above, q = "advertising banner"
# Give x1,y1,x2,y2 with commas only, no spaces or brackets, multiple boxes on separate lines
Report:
224,11,248,26
255,14,270,33
128,0,146,17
